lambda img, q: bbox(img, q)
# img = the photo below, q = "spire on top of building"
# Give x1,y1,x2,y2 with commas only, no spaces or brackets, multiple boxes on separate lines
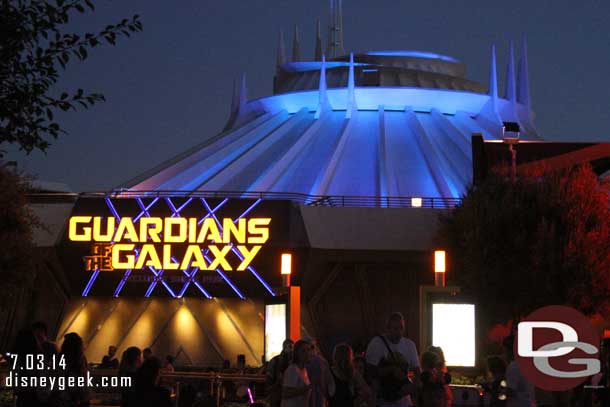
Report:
228,76,239,117
238,73,247,109
346,52,357,118
315,54,330,119
326,0,334,57
315,18,323,61
499,40,523,129
516,35,538,137
277,29,287,67
517,35,530,108
477,44,503,136
292,24,301,62
223,73,249,131
337,0,344,55
327,0,345,58
504,40,516,102
488,43,498,99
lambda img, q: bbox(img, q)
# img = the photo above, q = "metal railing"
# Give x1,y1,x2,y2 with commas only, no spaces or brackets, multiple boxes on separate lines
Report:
86,369,266,407
28,190,462,209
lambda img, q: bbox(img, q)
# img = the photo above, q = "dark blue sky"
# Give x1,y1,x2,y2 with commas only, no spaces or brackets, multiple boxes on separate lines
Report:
7,0,610,192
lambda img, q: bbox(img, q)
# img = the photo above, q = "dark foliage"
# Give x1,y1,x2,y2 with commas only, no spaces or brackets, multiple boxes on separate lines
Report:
0,166,41,307
0,0,142,154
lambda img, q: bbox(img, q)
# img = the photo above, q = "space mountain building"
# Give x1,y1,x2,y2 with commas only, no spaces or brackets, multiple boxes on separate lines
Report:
124,40,538,200
22,4,552,370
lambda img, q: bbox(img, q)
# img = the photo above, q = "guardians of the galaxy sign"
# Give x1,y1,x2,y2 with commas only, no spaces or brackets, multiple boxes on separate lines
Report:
68,215,270,272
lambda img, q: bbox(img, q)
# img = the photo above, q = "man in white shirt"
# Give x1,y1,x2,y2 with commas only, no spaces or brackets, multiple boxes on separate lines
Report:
366,312,420,407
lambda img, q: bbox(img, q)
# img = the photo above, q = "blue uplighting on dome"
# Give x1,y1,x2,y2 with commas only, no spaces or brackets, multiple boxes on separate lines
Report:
125,84,540,201
366,51,460,64
124,37,541,205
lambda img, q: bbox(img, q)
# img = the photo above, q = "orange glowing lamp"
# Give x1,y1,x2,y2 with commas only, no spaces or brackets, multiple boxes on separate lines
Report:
434,250,446,287
281,253,292,287
434,250,446,273
281,253,292,275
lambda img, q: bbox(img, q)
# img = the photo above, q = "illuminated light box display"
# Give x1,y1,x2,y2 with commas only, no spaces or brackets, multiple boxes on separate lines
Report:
432,303,475,367
265,303,287,361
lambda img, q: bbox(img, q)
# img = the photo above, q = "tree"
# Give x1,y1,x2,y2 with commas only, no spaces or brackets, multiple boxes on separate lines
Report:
0,0,142,154
0,165,41,308
436,164,610,324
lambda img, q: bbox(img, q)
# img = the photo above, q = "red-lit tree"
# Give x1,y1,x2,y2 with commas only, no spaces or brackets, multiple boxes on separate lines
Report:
436,164,610,324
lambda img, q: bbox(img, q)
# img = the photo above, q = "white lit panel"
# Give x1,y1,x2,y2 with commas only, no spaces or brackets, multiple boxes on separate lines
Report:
265,304,287,361
432,303,475,367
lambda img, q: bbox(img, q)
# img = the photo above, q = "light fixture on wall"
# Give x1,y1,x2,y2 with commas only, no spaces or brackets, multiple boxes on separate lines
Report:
281,253,292,287
434,250,446,287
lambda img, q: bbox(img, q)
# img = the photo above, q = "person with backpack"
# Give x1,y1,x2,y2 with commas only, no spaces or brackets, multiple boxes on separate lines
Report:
365,312,420,407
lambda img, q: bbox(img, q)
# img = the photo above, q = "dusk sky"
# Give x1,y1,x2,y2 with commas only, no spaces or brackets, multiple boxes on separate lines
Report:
6,0,610,192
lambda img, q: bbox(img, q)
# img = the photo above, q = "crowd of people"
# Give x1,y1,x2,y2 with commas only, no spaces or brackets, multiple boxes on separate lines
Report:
262,312,610,407
7,321,174,407
5,314,610,407
264,311,442,407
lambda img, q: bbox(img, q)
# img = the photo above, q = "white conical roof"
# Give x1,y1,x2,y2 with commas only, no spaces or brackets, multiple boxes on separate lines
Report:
123,49,539,202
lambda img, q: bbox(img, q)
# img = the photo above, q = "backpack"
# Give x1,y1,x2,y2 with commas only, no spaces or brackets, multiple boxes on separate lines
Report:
375,335,411,402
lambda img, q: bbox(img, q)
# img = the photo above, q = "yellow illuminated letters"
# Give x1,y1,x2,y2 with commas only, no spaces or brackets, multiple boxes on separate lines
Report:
179,246,207,269
197,218,222,243
162,244,180,270
248,218,271,244
208,245,232,270
139,218,162,242
93,217,114,242
236,245,262,271
69,216,92,241
115,218,139,242
135,244,162,269
69,215,271,272
164,218,187,243
112,244,135,269
223,218,246,243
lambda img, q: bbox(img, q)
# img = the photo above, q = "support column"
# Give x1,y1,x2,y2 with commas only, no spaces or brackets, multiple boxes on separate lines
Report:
289,286,301,341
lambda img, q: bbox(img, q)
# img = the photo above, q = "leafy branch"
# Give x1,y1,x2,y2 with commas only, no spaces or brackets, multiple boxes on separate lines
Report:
0,0,143,154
